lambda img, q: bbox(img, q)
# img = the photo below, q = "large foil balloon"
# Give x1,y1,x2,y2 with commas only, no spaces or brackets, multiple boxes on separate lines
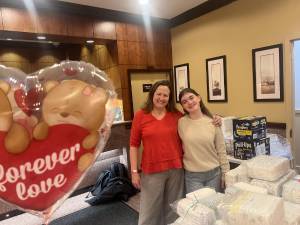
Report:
0,61,116,223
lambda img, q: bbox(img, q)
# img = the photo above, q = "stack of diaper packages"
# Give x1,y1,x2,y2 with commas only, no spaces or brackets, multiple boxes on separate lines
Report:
170,155,300,225
224,155,300,225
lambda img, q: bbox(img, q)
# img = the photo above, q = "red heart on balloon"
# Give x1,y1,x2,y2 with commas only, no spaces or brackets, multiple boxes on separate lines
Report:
14,88,42,117
0,124,95,211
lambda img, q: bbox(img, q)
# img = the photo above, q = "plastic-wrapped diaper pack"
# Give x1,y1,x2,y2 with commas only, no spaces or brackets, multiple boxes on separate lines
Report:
184,188,225,220
231,182,268,194
225,164,249,187
186,187,216,201
246,155,290,181
283,201,300,225
250,169,297,196
217,190,285,225
196,193,225,220
282,179,300,204
175,198,216,225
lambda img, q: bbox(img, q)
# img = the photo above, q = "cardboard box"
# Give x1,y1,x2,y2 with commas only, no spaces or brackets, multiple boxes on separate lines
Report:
233,138,270,160
233,116,267,141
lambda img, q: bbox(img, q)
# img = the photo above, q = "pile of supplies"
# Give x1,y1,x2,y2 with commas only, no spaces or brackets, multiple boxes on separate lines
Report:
222,115,293,161
170,155,300,225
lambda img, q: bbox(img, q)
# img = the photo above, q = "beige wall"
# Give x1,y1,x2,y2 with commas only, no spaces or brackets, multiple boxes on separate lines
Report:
171,0,300,139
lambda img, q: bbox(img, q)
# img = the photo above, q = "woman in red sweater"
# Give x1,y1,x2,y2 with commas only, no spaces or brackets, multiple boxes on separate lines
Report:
130,80,183,225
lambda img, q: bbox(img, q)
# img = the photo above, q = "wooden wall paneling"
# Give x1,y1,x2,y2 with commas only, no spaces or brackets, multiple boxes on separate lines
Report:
66,14,93,38
117,40,128,65
96,45,106,70
155,43,167,68
137,25,146,42
127,41,138,65
94,20,116,40
91,45,99,67
156,28,169,44
121,88,132,120
165,30,171,44
160,43,172,68
92,45,101,69
126,24,139,42
115,88,122,100
37,12,68,36
166,43,173,67
107,66,121,90
81,45,97,66
116,23,127,40
145,42,172,69
2,7,36,33
137,42,147,66
94,45,103,69
153,43,162,68
146,42,155,67
106,42,118,67
118,65,128,89
145,27,154,43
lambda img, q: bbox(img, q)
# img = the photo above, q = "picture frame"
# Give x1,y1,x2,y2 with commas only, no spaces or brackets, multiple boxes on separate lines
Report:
252,44,284,102
174,63,190,102
206,55,227,102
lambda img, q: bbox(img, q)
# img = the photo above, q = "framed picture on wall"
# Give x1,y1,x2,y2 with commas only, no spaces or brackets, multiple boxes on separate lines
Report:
252,44,284,102
174,63,190,102
206,55,227,102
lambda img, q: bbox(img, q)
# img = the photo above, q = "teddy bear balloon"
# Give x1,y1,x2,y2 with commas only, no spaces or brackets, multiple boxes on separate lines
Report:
0,61,116,224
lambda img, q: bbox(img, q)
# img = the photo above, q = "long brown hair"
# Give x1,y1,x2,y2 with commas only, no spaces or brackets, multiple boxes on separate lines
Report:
142,80,178,113
179,88,213,118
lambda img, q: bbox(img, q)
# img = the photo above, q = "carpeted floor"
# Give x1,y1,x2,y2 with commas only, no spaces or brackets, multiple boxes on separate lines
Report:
49,201,138,225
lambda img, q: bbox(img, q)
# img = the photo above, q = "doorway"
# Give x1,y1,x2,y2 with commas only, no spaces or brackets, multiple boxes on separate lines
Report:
129,69,172,118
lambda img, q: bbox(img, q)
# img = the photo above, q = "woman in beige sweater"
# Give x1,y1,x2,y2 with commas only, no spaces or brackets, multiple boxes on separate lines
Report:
178,88,229,193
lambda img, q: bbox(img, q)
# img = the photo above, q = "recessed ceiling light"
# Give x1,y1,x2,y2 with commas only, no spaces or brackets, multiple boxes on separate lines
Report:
37,36,46,40
6,38,12,41
139,0,149,5
86,40,94,44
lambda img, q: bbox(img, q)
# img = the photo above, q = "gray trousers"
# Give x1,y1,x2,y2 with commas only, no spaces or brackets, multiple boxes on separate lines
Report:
138,168,184,225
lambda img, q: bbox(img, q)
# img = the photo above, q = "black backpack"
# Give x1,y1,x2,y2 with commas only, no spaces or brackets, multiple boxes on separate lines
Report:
86,162,138,205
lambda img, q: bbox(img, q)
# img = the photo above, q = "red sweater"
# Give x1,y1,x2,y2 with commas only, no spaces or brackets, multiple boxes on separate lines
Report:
130,110,183,174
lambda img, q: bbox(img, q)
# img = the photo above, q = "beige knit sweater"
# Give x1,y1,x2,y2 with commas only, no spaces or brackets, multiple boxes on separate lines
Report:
178,115,229,178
